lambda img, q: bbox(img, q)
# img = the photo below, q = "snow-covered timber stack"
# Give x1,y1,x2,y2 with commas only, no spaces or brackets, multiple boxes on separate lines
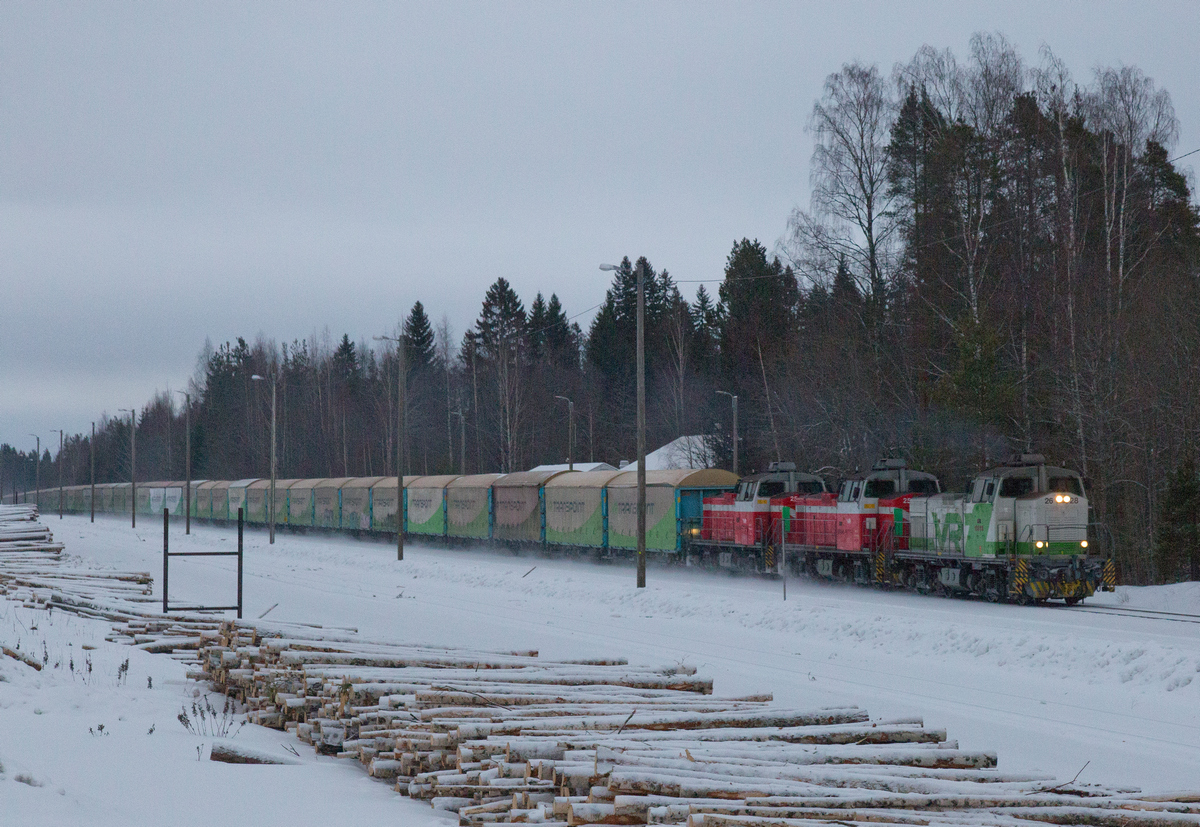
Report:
0,504,64,554
189,621,1200,827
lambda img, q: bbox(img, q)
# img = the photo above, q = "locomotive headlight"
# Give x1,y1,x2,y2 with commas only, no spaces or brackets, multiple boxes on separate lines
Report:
1081,540,1088,548
1035,541,1044,549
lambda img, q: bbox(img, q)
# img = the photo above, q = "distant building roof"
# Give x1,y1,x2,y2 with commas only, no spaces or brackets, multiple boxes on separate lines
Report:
529,462,618,473
621,435,715,472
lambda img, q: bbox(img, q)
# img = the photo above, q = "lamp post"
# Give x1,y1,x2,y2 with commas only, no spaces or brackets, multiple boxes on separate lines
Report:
119,408,136,528
28,434,39,511
174,391,191,534
554,396,575,471
600,261,646,588
250,376,277,544
451,408,466,475
90,422,95,523
716,391,739,476
374,333,407,561
51,429,63,519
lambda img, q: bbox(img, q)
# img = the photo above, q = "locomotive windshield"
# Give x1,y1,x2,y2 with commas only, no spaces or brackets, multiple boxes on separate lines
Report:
863,479,896,498
797,479,825,495
999,476,1035,497
1049,475,1084,496
757,480,786,498
736,481,755,501
907,479,938,495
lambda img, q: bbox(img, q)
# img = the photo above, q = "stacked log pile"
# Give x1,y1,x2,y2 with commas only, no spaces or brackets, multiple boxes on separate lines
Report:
0,504,64,554
192,621,1200,827
1,519,1196,824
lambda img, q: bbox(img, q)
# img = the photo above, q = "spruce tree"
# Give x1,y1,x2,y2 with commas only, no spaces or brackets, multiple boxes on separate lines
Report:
1156,458,1200,582
404,301,436,371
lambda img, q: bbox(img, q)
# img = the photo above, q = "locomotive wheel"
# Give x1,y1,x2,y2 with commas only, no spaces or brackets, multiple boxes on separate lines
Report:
982,572,1002,603
1065,596,1083,606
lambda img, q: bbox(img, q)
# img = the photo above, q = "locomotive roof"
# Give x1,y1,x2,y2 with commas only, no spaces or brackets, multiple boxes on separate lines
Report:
738,469,825,483
977,462,1082,478
841,466,938,482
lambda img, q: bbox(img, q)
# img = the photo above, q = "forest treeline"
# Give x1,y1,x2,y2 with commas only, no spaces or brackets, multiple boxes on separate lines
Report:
4,35,1199,584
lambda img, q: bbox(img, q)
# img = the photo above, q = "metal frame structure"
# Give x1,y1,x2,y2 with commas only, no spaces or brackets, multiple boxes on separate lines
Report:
161,507,244,617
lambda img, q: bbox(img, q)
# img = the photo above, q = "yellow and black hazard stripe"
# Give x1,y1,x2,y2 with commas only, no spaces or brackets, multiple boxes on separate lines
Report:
1102,558,1117,591
874,550,886,584
1010,558,1030,598
764,545,775,571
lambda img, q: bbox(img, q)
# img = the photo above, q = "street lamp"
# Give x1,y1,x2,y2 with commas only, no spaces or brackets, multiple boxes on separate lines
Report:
374,333,407,561
554,396,575,471
450,407,467,475
250,376,277,544
28,434,39,511
174,391,192,534
119,408,136,528
600,260,646,588
50,429,63,519
716,391,739,476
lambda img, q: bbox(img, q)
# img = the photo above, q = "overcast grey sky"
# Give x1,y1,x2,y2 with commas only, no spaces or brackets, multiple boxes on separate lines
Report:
3,1,1197,452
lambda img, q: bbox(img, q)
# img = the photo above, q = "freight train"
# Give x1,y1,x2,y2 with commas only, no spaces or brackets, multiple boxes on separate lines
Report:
20,454,1114,603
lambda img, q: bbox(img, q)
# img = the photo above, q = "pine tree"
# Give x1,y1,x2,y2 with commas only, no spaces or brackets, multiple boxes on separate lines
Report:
474,278,527,360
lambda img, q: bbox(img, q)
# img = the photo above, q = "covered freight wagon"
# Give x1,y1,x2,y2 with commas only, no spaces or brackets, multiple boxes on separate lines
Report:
245,479,272,523
406,476,459,537
446,474,503,540
313,478,355,528
544,469,623,548
368,476,421,533
492,470,567,543
191,480,217,521
608,469,738,552
339,477,385,530
227,480,259,522
286,479,324,528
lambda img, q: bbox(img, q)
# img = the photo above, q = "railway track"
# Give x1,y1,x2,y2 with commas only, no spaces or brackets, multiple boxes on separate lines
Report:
1059,602,1200,625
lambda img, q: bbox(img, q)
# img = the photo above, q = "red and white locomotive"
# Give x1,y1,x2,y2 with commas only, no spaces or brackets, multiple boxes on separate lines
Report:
693,458,938,577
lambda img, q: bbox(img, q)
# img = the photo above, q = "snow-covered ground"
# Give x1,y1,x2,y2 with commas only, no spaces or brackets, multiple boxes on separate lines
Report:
3,514,1198,824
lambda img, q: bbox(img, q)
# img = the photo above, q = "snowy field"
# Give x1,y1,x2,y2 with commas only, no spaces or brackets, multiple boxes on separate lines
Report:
3,514,1198,824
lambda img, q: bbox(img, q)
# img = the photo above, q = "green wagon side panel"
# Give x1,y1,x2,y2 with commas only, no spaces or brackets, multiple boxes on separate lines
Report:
545,491,604,547
606,486,678,551
447,488,491,539
408,490,446,535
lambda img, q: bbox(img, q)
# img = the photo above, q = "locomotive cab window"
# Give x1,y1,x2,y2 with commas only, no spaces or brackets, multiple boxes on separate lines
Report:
737,481,755,501
851,483,862,501
1048,476,1083,496
757,481,785,499
797,479,825,495
999,476,1034,498
838,481,854,502
863,479,896,498
907,479,938,495
984,480,996,499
